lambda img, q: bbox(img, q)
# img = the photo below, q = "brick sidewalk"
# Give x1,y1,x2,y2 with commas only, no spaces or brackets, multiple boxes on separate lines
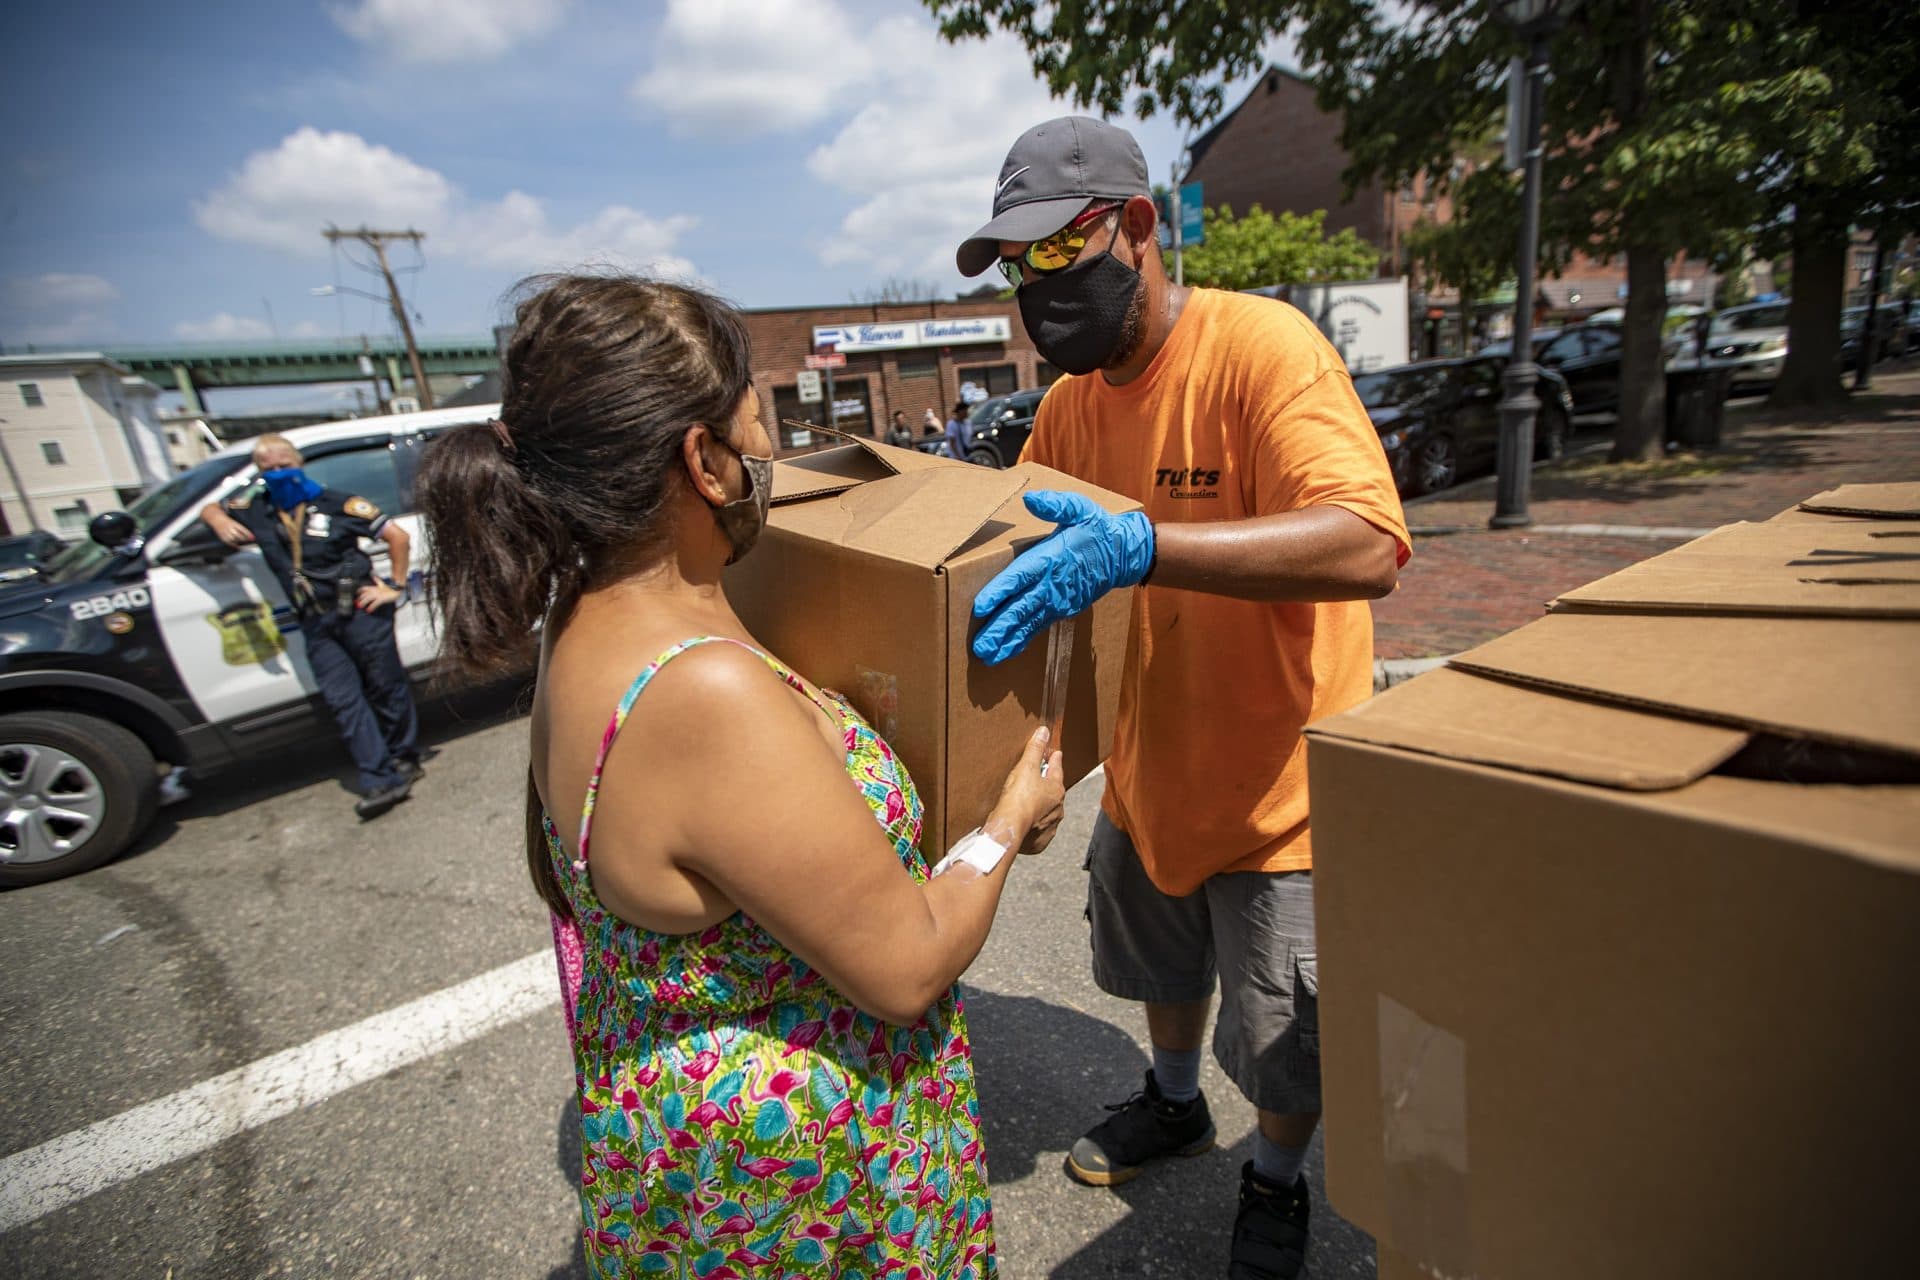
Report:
1372,366,1920,660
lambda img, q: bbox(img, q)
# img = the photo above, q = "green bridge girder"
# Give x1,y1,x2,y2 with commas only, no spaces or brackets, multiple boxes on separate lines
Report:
106,336,500,411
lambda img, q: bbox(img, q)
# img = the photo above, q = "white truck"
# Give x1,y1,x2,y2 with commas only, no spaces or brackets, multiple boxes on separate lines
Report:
1244,277,1412,374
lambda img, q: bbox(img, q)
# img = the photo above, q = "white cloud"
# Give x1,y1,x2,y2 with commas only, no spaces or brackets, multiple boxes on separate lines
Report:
632,0,879,137
2,272,119,345
332,0,569,64
194,129,700,277
173,312,275,341
193,127,453,256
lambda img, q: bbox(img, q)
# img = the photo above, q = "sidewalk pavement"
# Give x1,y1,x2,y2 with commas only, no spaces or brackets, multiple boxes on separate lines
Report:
1372,364,1920,664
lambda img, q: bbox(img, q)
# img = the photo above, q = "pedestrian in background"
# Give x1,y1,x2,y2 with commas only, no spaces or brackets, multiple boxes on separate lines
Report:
200,435,422,819
416,273,1064,1277
957,117,1410,1279
885,408,914,449
945,400,972,460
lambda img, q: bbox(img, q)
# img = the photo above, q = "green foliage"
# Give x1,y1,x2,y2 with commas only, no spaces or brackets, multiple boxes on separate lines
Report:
1400,166,1520,307
1168,205,1380,290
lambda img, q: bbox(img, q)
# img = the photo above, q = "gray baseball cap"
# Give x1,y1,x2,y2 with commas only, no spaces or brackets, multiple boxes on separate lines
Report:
956,116,1151,278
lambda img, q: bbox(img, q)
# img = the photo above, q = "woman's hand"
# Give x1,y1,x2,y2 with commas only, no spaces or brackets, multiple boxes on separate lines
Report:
986,726,1066,856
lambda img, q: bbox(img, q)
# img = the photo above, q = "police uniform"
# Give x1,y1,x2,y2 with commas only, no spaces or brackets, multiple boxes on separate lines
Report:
224,483,419,796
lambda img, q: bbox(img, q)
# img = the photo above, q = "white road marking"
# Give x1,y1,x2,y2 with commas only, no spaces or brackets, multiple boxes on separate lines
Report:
0,949,556,1234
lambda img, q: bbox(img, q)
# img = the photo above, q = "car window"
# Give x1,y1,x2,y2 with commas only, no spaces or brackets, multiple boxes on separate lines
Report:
1540,333,1584,363
968,397,1006,427
1460,361,1501,393
304,442,405,515
1583,327,1622,355
41,454,246,583
1713,306,1789,333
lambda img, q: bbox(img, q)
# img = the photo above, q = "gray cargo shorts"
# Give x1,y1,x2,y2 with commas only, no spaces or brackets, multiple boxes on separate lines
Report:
1085,811,1321,1116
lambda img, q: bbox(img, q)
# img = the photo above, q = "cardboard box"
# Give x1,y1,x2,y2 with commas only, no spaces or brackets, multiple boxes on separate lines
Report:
1305,485,1920,1277
724,431,1136,858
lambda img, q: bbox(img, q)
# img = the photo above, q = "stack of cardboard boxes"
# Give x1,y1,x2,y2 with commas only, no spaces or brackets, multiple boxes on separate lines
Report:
1307,482,1919,1277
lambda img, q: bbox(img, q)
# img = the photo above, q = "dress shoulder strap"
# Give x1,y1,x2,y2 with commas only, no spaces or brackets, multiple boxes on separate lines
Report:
571,636,837,871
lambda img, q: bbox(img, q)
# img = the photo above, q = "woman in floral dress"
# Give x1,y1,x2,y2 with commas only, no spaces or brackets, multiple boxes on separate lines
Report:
419,275,1064,1277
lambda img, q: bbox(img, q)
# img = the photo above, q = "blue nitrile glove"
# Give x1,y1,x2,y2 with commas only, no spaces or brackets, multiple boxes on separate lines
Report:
971,490,1155,666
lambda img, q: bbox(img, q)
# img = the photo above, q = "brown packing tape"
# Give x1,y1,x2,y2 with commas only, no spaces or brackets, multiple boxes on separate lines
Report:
1798,482,1920,519
1379,995,1476,1279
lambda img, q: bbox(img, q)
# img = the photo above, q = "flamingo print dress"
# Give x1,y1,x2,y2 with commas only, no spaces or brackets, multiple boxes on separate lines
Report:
545,637,994,1278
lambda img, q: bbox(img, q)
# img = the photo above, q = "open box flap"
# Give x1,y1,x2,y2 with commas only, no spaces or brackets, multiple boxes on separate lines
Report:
1305,666,1750,790
1552,520,1920,618
1448,611,1920,758
770,425,970,505
767,464,1028,570
1798,482,1920,520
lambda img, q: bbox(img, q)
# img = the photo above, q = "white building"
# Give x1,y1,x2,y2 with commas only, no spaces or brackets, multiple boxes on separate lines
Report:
157,409,225,472
0,353,173,540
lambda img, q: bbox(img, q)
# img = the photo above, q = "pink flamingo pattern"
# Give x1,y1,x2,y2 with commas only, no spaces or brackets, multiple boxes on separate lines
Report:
545,637,994,1278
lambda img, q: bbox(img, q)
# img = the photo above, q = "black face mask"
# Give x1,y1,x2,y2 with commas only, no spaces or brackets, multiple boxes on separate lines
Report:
1017,245,1145,376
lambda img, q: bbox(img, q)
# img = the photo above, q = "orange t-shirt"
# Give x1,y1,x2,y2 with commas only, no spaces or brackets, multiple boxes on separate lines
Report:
1022,289,1411,896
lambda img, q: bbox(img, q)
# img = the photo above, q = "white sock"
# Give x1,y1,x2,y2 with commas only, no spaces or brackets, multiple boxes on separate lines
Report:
1150,1044,1202,1103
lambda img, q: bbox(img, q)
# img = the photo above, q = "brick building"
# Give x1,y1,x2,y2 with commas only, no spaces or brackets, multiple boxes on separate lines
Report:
1184,67,1440,277
740,297,1054,455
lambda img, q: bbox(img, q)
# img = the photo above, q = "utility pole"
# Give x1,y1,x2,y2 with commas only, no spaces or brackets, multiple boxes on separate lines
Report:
1170,159,1185,287
323,226,435,410
0,419,41,533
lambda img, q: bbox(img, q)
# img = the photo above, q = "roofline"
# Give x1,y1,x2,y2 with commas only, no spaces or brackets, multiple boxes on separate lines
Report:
1186,65,1316,176
0,352,130,374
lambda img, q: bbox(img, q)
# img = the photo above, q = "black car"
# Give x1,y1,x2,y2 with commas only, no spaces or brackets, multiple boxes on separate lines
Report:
1535,323,1626,415
1354,357,1574,496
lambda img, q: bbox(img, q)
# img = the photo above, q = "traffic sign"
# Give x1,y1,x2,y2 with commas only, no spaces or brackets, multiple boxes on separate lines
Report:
805,352,846,369
795,369,822,402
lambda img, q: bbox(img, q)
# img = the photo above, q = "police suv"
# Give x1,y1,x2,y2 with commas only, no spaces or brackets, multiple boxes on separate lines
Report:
0,404,498,887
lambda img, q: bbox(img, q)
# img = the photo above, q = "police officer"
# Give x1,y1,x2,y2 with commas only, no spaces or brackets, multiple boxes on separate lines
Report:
199,434,423,819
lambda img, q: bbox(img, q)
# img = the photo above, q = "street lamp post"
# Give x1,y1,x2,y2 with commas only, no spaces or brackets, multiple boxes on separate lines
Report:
1490,0,1571,529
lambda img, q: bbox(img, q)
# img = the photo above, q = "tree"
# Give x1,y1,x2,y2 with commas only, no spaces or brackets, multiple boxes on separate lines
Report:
924,0,1890,459
853,276,944,305
1170,205,1380,291
1400,165,1524,353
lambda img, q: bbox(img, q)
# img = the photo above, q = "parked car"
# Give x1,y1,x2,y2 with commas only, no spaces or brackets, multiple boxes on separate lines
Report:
1840,305,1907,369
916,388,1045,467
1906,299,1920,354
0,531,66,583
1535,323,1627,415
0,403,497,886
1475,328,1562,360
1691,301,1790,391
1353,356,1574,496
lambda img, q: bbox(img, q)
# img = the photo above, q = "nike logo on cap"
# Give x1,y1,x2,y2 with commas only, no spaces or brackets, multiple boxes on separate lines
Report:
996,165,1031,196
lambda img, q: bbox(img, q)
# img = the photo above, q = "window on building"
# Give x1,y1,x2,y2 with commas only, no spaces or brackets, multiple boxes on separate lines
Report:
958,364,1017,399
54,500,91,538
1400,181,1419,205
40,442,65,466
898,353,938,379
18,382,43,407
166,430,183,446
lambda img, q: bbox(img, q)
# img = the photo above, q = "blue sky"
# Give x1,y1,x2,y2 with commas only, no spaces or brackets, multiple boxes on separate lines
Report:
1,0,1278,409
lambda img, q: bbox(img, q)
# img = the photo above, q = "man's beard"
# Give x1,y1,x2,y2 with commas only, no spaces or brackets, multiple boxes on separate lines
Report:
1102,276,1150,371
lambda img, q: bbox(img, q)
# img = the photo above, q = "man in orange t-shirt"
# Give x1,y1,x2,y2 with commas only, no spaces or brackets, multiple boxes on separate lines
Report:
958,117,1410,1279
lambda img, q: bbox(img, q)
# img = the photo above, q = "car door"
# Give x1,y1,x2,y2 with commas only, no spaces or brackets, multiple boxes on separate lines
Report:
1578,326,1623,412
300,434,438,670
1452,361,1504,470
1535,331,1592,412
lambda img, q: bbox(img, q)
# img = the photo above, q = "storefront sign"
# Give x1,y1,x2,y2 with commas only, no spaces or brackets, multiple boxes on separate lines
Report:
812,316,1011,353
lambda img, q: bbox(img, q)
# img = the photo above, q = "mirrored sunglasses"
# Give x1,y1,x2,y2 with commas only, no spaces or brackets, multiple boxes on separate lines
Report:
998,202,1123,289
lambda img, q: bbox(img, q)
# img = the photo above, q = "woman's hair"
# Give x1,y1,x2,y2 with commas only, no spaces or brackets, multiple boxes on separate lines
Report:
416,272,754,917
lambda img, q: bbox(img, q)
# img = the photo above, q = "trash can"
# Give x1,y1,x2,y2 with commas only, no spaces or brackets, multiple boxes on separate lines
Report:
1665,366,1732,449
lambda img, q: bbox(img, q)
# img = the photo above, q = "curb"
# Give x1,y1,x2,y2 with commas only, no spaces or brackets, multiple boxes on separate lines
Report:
1374,654,1456,692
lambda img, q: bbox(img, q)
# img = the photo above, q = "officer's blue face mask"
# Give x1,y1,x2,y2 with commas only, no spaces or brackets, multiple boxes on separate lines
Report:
261,467,323,511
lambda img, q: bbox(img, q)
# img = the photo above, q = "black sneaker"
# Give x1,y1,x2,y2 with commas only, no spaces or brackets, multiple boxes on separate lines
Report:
394,755,426,783
354,777,412,820
1229,1162,1311,1279
1064,1070,1216,1186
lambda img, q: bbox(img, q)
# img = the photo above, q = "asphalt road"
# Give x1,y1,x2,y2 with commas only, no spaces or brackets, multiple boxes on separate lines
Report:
0,682,1375,1278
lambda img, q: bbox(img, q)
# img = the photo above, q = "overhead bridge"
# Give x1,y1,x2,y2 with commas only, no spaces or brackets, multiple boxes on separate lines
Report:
106,336,499,412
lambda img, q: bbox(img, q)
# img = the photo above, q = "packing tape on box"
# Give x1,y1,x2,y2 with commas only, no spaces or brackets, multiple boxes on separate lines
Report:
855,666,901,743
1379,994,1477,1279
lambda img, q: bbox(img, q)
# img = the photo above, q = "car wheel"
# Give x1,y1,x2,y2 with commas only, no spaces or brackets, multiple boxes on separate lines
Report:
0,711,157,888
1534,405,1568,462
964,446,1001,468
1416,434,1458,495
